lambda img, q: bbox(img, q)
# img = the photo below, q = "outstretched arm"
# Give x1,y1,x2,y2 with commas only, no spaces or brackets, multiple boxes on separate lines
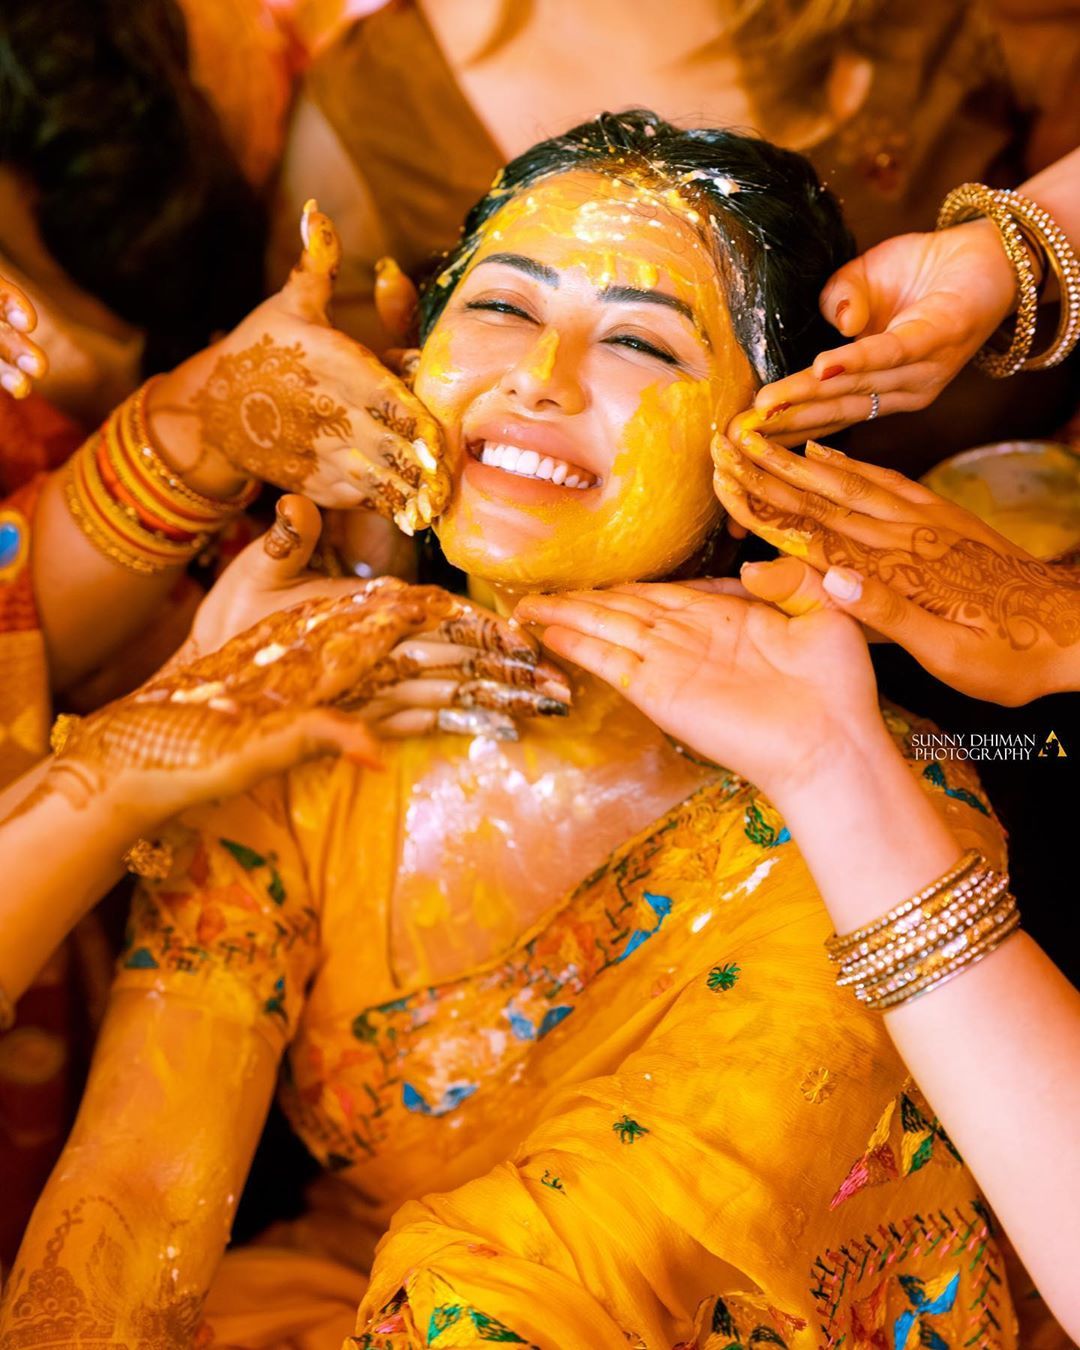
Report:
0,989,278,1347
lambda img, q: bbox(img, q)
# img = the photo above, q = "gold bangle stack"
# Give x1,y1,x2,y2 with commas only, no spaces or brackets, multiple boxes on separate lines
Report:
64,379,259,574
937,183,1080,377
826,851,1021,1011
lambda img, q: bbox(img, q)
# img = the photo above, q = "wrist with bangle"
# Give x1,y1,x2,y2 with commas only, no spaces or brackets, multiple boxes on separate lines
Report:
827,849,1020,1011
937,182,1080,377
64,378,259,575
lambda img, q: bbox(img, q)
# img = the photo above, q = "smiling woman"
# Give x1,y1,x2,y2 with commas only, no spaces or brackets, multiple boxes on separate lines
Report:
414,111,852,589
0,114,1021,1350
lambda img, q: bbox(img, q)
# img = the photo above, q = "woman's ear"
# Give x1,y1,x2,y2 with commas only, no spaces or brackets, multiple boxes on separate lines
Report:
374,257,420,345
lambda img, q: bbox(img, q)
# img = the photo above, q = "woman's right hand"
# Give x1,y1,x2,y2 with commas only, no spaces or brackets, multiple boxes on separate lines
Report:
749,219,1016,442
147,203,451,534
0,271,48,399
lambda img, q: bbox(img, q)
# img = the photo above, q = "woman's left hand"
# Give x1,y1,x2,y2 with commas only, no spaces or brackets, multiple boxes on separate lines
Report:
712,418,1080,704
516,584,878,798
747,219,1015,443
182,494,571,739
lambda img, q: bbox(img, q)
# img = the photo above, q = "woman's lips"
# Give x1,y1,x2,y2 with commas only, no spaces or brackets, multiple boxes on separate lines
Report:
465,439,600,490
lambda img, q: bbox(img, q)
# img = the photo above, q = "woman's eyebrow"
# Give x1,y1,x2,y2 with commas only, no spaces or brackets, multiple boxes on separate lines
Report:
473,253,560,287
599,284,710,346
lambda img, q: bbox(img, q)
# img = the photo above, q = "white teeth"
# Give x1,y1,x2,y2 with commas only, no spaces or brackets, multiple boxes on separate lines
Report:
477,442,595,488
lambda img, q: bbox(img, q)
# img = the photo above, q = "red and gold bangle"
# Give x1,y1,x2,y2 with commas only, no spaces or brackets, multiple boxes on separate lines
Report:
65,381,258,574
65,432,203,574
125,380,259,521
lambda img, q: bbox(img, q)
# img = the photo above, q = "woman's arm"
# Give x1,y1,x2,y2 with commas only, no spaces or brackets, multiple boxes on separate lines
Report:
520,581,1080,1341
775,734,1080,1342
0,989,278,1347
754,146,1080,441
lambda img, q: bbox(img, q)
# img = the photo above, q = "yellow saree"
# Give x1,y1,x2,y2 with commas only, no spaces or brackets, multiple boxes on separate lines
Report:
110,705,1017,1350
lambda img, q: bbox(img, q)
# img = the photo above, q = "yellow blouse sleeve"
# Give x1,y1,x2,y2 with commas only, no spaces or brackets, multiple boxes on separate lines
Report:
350,720,1014,1349
113,777,319,1052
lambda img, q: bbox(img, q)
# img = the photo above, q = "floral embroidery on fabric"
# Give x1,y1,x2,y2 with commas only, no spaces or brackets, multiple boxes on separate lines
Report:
612,1114,649,1144
809,1203,1008,1350
831,1085,963,1210
218,837,288,904
800,1067,837,1105
743,798,791,848
115,819,319,1043
706,962,740,992
687,1291,805,1348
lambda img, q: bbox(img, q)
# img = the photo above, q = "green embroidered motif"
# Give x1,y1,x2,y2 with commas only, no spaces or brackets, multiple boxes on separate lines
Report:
220,838,267,869
707,962,741,992
267,866,286,905
220,838,287,904
427,1304,527,1343
613,1114,649,1144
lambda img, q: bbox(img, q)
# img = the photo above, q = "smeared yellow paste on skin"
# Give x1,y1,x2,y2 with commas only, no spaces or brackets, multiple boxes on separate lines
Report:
418,171,756,593
529,328,560,383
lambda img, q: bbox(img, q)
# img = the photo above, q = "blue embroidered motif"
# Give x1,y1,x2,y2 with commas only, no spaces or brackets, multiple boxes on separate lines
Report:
892,1270,959,1350
402,1081,478,1116
613,891,672,964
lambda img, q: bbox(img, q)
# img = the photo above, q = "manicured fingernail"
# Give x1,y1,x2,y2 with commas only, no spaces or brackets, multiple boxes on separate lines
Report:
823,567,863,602
538,698,570,716
5,306,30,331
300,198,316,248
819,364,845,381
834,299,850,323
805,441,837,460
1,370,26,396
17,353,40,375
763,402,791,421
413,437,438,473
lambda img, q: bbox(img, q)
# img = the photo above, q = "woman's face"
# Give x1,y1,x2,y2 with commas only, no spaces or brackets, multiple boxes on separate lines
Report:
415,170,755,591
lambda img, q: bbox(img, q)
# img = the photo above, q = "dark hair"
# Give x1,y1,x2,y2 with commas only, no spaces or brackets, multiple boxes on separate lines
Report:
419,109,853,384
0,0,267,373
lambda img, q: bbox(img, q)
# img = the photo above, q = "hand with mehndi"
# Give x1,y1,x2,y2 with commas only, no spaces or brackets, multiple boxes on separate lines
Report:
148,202,451,533
182,493,571,742
748,220,1015,442
516,583,878,800
0,271,48,399
712,417,1080,704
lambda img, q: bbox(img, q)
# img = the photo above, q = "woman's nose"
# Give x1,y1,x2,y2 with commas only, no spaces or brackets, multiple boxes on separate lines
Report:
499,329,586,414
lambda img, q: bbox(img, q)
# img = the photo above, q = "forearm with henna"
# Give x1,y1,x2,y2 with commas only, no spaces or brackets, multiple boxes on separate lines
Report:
747,490,1080,651
0,993,277,1349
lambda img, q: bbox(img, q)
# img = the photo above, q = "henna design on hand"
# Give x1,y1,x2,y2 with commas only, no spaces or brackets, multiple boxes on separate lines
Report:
746,493,1080,651
51,581,462,781
192,336,351,489
0,1197,208,1349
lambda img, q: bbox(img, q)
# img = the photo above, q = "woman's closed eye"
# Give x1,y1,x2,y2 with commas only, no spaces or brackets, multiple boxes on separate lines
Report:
464,296,538,323
601,330,681,367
